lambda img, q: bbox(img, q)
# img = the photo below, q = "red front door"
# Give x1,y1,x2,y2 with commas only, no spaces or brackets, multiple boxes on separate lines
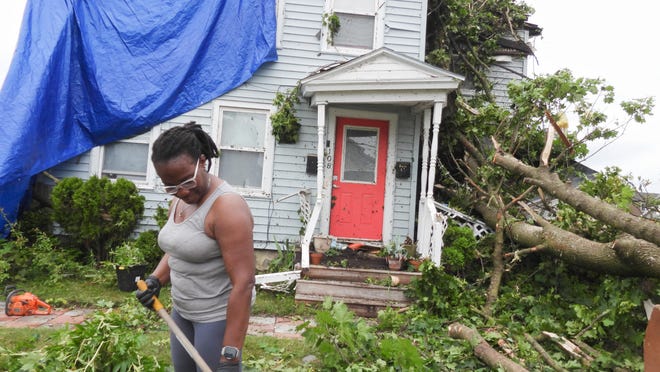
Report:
329,117,388,240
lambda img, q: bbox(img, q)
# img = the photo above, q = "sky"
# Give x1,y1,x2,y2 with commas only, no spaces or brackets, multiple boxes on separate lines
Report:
525,0,660,192
0,1,658,191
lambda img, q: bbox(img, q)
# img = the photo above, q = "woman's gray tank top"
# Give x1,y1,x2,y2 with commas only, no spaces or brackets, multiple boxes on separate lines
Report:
158,182,251,322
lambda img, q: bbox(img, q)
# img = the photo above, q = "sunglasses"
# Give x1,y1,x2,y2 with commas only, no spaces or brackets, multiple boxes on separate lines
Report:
162,158,200,195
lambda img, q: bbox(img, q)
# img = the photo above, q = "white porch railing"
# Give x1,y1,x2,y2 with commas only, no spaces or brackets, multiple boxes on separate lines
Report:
416,198,448,266
434,202,493,240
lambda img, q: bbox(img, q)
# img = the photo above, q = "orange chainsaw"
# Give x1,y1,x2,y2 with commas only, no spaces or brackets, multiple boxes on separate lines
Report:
4,286,52,316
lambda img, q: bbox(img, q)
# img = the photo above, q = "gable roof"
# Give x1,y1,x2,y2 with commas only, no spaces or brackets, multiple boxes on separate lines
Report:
300,48,463,108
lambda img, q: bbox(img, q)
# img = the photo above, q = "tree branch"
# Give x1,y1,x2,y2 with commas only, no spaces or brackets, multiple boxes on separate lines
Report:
474,200,660,277
448,322,528,372
524,333,568,372
492,150,660,247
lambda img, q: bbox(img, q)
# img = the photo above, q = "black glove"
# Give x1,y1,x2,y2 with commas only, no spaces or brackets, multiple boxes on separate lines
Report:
217,361,241,372
135,275,161,310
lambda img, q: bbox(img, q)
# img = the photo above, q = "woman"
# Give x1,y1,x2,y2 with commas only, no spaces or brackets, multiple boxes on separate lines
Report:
136,122,255,371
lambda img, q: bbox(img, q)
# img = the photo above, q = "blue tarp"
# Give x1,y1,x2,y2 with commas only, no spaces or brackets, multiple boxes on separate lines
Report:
0,0,277,236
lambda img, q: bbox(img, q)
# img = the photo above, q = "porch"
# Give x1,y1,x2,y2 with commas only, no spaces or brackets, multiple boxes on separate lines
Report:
257,48,470,314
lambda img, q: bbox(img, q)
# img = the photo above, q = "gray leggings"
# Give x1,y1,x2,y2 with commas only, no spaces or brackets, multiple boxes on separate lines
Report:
170,309,241,371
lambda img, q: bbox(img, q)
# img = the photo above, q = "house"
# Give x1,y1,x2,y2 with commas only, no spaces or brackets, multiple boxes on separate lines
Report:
37,1,538,267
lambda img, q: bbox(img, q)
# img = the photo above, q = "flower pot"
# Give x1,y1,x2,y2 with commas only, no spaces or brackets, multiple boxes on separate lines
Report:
386,256,403,271
310,252,324,265
115,264,147,291
407,259,422,271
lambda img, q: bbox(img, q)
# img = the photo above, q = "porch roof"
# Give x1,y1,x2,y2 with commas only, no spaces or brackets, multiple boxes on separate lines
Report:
300,48,464,108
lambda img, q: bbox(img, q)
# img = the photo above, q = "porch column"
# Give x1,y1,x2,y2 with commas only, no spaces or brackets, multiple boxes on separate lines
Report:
300,102,327,268
419,108,432,200
416,108,432,246
426,102,443,199
427,102,444,264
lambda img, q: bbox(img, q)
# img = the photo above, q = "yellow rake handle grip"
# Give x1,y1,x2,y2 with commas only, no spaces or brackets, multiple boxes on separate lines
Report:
136,279,164,311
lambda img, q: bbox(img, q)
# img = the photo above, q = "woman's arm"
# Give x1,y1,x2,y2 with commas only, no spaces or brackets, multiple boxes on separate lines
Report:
207,193,255,358
150,253,171,286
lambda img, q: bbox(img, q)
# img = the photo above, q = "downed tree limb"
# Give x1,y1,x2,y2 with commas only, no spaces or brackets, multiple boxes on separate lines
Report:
524,333,567,372
474,201,660,278
540,331,593,365
491,149,660,247
448,322,528,372
484,211,505,316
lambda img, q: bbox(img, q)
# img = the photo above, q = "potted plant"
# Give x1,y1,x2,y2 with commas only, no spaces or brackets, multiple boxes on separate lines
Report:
407,252,424,271
270,86,301,144
381,240,406,271
310,251,324,265
111,242,147,291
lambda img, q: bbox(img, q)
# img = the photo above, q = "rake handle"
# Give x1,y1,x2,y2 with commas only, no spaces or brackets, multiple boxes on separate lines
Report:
137,280,212,372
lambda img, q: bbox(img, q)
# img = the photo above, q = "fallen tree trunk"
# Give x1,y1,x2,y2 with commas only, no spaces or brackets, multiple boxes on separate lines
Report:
474,202,660,277
492,151,660,247
448,322,528,372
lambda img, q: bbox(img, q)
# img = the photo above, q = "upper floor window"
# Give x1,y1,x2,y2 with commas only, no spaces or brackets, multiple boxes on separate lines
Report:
214,102,274,196
323,0,383,54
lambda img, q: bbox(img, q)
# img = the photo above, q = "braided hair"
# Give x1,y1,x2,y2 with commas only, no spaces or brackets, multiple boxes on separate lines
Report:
151,121,219,171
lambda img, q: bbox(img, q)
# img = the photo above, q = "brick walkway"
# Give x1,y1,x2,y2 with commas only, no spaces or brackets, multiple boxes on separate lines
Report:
0,307,92,329
0,305,306,339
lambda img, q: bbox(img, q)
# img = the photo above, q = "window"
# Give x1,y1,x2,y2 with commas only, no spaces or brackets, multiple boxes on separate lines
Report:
214,102,274,196
342,127,378,183
102,142,149,181
323,0,383,54
91,128,157,185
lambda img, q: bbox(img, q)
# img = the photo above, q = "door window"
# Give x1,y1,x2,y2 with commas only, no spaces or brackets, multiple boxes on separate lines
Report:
341,127,378,183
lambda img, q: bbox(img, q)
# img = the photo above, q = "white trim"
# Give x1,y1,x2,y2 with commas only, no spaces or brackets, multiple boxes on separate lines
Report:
276,0,285,49
409,113,422,236
255,270,301,285
89,147,100,178
419,0,428,60
211,100,275,198
321,108,397,242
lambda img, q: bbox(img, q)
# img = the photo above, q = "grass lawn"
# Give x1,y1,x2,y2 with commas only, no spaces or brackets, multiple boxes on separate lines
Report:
1,277,320,371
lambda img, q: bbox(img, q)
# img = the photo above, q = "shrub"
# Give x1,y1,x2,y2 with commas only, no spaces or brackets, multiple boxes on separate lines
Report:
442,222,477,269
0,228,83,284
51,176,145,263
110,241,146,267
133,230,162,270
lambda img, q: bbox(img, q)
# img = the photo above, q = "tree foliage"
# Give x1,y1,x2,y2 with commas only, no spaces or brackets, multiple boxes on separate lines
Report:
51,176,145,263
426,0,533,96
416,0,659,369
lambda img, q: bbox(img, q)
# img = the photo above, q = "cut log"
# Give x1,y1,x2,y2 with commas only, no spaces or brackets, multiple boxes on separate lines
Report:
448,322,528,372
